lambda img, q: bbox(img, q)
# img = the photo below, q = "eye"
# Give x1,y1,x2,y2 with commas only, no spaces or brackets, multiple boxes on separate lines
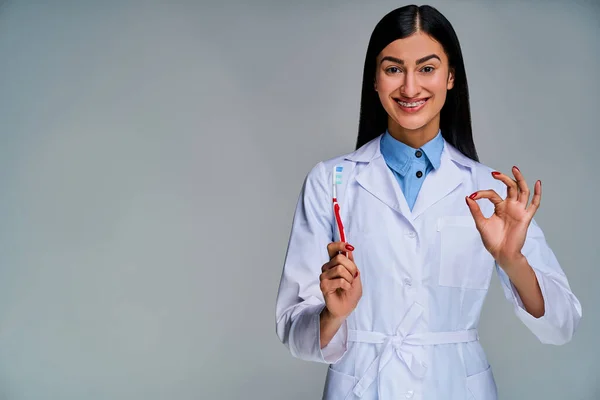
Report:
385,66,402,74
421,66,435,73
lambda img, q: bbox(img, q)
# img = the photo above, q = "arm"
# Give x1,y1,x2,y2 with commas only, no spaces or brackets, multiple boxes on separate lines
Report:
320,304,348,349
275,162,349,363
467,167,582,346
496,218,582,345
497,254,544,318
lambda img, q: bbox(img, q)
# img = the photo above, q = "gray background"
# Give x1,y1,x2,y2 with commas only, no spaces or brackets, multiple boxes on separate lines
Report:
0,0,598,399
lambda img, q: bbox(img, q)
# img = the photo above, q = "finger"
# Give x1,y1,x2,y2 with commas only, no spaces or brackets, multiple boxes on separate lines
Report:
321,254,358,277
491,171,518,200
512,166,530,206
327,241,355,259
469,189,503,206
320,278,352,294
465,195,487,230
320,264,354,285
526,180,542,217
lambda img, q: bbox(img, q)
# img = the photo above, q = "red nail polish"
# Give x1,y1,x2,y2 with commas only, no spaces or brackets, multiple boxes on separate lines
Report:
469,192,478,200
345,244,354,251
491,171,501,176
354,272,358,278
513,166,520,171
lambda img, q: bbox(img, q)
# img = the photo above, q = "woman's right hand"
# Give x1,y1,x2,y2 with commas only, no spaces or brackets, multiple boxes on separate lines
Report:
320,242,363,320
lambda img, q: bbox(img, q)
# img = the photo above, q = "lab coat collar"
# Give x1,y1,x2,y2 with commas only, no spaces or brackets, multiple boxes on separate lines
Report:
344,133,475,169
346,133,476,222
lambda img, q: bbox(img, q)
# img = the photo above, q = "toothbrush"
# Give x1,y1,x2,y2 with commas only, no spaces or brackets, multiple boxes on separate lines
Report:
332,166,347,256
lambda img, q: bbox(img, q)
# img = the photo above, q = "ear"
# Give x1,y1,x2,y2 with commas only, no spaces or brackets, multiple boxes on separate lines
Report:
447,68,455,90
374,79,378,91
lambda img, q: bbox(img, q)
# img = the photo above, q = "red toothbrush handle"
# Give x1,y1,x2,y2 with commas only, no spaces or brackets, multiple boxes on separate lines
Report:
334,203,346,243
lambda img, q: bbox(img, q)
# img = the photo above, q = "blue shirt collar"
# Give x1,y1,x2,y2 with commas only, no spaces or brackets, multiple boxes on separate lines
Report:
380,129,445,176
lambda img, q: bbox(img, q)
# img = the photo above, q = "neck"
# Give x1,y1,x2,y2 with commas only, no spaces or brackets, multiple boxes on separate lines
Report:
387,115,440,148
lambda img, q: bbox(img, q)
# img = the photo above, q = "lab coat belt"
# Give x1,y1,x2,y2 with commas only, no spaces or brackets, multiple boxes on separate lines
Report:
347,303,479,398
348,328,478,346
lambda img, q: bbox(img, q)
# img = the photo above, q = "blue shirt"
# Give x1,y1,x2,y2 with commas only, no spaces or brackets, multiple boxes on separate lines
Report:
379,130,445,210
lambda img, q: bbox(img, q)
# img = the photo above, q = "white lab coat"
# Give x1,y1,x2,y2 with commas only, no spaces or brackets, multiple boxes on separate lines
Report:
275,134,582,400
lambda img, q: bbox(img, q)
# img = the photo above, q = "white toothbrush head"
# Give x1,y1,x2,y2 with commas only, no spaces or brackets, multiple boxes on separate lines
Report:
333,165,343,198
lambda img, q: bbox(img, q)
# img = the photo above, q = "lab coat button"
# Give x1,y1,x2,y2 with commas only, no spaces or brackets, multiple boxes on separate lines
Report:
405,390,414,398
403,278,412,287
416,170,423,178
406,231,416,238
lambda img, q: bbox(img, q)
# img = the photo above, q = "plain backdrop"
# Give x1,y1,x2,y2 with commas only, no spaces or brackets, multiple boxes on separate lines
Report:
0,0,598,399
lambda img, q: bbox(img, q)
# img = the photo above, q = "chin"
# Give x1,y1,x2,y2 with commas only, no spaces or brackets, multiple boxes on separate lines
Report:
393,116,432,132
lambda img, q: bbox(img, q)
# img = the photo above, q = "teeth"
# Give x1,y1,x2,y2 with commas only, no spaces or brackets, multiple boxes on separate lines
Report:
397,99,426,107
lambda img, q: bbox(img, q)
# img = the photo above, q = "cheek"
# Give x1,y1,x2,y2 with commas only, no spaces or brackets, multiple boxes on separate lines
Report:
429,75,450,96
376,77,399,95
431,86,447,104
418,76,449,110
376,81,399,108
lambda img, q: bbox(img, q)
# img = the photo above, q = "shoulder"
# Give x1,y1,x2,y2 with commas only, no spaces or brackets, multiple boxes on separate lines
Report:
305,134,382,183
444,141,506,195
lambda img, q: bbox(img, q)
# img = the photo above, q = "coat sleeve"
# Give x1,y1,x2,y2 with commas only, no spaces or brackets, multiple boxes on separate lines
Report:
496,217,582,345
275,161,349,364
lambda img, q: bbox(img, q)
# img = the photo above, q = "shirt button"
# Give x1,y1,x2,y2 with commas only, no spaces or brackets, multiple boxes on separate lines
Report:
405,390,414,398
403,278,412,287
415,150,422,158
416,170,423,178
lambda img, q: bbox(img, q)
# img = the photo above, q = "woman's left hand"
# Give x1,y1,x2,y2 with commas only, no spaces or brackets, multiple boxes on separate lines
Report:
465,166,542,270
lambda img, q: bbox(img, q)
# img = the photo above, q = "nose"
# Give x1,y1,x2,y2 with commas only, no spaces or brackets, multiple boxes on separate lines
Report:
400,71,421,98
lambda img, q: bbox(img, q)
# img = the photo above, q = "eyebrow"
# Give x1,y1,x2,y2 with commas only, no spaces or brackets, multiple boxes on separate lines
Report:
380,54,441,65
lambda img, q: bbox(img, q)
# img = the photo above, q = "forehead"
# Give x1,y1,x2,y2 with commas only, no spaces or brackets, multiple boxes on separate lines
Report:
377,32,447,63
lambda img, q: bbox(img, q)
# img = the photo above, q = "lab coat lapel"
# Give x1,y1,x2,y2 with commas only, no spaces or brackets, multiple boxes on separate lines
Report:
411,144,464,220
354,155,413,221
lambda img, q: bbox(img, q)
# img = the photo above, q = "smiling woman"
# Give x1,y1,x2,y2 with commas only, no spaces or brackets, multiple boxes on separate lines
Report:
356,6,475,160
275,4,582,400
376,36,453,137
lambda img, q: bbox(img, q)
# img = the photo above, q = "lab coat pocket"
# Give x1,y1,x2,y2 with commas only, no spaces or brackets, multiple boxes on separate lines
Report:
322,365,358,400
437,216,495,290
466,365,498,400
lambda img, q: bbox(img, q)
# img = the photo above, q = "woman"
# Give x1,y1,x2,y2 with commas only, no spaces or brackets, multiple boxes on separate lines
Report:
275,4,581,399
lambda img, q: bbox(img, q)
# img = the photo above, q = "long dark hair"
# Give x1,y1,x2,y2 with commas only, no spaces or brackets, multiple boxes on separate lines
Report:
356,5,479,162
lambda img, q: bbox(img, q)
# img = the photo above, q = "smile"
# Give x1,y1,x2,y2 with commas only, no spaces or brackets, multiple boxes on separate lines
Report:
394,98,429,113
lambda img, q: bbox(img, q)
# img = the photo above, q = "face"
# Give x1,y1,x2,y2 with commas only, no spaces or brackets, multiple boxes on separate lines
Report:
374,31,454,140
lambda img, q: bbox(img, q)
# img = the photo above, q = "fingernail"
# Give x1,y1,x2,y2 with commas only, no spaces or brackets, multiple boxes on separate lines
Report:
354,271,358,278
469,192,478,200
491,171,501,176
345,244,354,251
513,166,520,171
